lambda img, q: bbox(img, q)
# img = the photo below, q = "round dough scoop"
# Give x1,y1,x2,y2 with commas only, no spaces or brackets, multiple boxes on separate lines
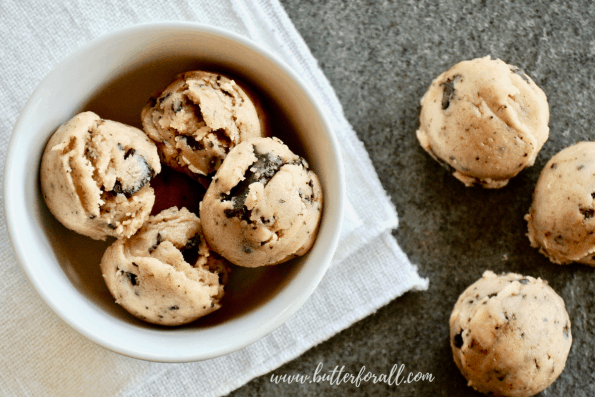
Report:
200,137,323,267
141,70,267,187
40,111,161,240
100,207,231,326
417,56,549,188
526,141,595,265
450,271,571,397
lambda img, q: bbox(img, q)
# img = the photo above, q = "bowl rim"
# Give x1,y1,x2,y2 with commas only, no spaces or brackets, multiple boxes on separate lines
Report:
4,21,345,362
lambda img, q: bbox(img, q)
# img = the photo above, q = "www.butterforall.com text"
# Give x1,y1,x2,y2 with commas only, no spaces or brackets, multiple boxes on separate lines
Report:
270,363,434,387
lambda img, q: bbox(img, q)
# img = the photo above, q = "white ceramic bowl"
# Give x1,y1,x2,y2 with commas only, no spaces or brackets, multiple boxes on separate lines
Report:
4,22,344,362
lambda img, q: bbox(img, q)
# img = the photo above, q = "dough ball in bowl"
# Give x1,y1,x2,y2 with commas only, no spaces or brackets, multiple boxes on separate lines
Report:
40,111,161,240
417,56,549,188
200,137,323,267
141,70,267,187
526,141,595,265
450,271,571,397
100,207,230,326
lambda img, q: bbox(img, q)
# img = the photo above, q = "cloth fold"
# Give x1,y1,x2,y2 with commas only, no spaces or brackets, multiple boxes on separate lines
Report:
0,1,428,396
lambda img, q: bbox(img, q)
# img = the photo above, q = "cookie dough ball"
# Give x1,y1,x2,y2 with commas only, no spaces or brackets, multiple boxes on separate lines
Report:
200,137,323,267
40,112,161,240
141,71,267,186
100,207,230,326
525,141,595,265
417,56,549,188
450,271,571,397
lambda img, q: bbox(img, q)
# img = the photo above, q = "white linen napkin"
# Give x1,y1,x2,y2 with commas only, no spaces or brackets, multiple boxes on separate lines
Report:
0,1,428,396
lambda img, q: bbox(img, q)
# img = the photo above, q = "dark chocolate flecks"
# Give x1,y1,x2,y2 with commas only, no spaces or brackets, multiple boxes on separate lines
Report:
441,74,460,110
519,278,530,285
172,100,183,113
124,148,135,160
157,91,172,105
510,66,531,84
149,233,162,253
221,148,284,221
169,305,179,310
180,233,201,265
125,271,138,286
111,154,155,198
580,207,595,220
180,135,205,151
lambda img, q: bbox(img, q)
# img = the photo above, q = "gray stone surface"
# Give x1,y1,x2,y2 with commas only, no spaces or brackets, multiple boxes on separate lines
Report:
230,1,595,395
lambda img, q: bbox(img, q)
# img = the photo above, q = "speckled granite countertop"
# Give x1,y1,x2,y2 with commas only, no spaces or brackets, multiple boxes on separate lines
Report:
231,1,595,395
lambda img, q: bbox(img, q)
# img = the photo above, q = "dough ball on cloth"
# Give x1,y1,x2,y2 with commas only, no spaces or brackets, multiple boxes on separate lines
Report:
40,111,161,240
450,270,571,397
417,56,549,188
200,137,323,268
526,141,595,265
100,207,230,326
141,70,267,187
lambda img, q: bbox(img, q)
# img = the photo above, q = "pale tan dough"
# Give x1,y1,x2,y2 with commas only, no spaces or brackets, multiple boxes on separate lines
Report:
141,71,267,187
40,111,161,240
200,137,323,267
417,56,549,188
525,141,595,265
450,271,571,397
100,207,230,326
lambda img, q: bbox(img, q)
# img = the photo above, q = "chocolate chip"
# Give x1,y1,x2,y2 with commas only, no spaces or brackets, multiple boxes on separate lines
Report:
107,223,116,229
89,215,96,220
441,75,460,110
158,92,171,104
172,101,183,113
563,323,570,340
111,155,154,198
488,293,497,298
519,278,530,285
510,66,531,83
578,165,585,170
222,149,284,221
551,163,557,169
243,246,252,254
125,271,137,286
580,207,595,219
453,331,464,348
180,135,204,151
169,305,179,310
124,148,136,159
180,233,201,265
149,233,162,253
